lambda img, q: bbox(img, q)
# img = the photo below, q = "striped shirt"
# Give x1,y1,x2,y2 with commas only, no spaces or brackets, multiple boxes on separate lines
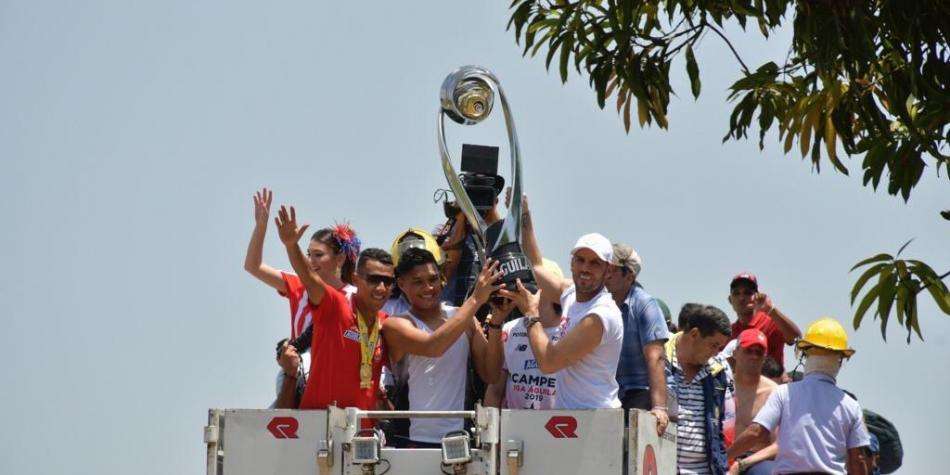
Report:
669,343,713,475
279,271,356,339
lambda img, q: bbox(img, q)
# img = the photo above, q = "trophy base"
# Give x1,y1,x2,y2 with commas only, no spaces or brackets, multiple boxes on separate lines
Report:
490,242,538,295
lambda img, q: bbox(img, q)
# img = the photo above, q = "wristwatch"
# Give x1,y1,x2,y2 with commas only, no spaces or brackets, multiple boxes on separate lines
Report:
524,316,541,330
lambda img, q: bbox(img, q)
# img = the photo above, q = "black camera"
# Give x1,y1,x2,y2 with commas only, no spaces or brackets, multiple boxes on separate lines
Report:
443,144,505,217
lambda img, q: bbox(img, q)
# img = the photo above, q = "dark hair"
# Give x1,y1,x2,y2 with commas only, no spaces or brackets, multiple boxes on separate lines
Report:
311,228,356,284
395,247,438,277
357,248,393,271
761,356,783,378
678,303,705,332
682,304,731,337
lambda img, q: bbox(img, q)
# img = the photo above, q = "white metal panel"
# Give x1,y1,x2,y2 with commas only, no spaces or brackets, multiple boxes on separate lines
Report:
627,409,677,475
341,448,494,475
499,409,625,475
221,409,329,475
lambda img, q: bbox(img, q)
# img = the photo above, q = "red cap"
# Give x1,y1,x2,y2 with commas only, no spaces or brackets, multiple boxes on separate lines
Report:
737,329,768,352
730,272,758,290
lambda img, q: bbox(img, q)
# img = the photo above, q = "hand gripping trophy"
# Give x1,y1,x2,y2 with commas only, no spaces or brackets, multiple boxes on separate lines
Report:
437,65,537,295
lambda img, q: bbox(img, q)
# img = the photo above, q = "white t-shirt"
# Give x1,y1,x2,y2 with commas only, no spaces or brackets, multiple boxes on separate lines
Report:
403,306,469,443
754,372,871,474
554,285,623,409
502,318,560,410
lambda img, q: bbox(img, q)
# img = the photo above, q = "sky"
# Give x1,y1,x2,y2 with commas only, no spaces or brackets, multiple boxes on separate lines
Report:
1,1,947,473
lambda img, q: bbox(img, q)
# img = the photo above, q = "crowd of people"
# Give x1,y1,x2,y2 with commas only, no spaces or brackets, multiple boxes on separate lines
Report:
243,183,883,474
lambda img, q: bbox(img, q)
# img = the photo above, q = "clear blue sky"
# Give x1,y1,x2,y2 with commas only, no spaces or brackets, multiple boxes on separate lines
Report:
1,2,946,473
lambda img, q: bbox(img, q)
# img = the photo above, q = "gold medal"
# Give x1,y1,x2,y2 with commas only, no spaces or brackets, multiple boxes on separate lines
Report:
355,310,380,390
360,364,372,388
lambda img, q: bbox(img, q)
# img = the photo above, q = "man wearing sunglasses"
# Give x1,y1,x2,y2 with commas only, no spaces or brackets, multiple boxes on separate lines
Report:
273,205,395,411
604,242,670,436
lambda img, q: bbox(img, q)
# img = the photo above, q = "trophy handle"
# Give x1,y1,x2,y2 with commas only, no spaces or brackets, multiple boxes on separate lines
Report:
490,82,524,253
438,111,488,263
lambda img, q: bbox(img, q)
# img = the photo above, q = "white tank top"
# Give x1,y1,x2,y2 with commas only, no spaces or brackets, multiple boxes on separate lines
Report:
555,286,624,409
404,306,469,443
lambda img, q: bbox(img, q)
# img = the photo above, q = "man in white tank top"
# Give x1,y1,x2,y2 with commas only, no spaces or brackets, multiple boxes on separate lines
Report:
382,248,506,445
504,203,623,409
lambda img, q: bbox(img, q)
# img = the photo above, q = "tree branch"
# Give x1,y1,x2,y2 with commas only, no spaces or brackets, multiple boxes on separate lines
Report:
703,20,751,75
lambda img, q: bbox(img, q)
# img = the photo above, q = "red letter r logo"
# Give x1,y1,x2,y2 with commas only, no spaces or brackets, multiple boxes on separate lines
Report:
267,416,299,439
545,416,578,438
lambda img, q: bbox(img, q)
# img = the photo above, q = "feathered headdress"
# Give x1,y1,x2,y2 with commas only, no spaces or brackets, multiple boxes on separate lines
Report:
331,222,361,263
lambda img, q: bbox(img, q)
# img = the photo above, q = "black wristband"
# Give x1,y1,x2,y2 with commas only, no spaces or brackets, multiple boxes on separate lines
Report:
485,321,503,330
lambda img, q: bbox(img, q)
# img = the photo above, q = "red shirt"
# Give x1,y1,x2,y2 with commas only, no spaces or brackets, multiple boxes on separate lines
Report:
731,311,787,371
298,285,387,411
278,272,356,339
278,273,311,340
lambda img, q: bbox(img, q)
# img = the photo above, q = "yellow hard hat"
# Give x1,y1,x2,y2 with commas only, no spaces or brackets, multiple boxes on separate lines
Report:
391,228,443,267
797,317,855,357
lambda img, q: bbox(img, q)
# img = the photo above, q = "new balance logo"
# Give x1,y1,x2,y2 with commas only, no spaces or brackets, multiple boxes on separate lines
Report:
516,344,528,352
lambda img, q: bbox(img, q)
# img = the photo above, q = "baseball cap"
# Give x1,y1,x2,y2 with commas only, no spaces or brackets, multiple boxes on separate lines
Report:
737,329,768,352
611,243,642,276
571,233,612,263
730,272,758,290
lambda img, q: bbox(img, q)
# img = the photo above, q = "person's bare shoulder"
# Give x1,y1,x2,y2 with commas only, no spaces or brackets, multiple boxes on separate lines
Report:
758,376,779,394
383,314,418,331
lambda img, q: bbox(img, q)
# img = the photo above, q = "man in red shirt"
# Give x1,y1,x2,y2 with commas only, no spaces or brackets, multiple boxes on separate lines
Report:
274,205,394,411
727,273,802,372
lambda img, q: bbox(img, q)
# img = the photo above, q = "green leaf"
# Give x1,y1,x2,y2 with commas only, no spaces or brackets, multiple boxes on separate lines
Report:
876,270,898,325
896,238,915,257
923,277,950,315
559,36,573,83
637,98,650,127
824,116,848,174
941,210,950,220
850,253,893,271
800,103,819,158
909,299,922,342
895,284,907,327
685,44,701,99
853,281,881,330
851,262,890,304
545,35,566,71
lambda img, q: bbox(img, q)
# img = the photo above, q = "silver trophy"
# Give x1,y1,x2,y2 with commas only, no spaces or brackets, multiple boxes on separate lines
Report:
438,65,536,293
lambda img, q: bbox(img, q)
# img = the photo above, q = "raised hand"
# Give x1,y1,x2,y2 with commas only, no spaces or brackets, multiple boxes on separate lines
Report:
499,278,541,316
753,292,774,314
505,187,531,228
253,187,273,228
471,259,504,305
277,341,301,376
274,205,310,246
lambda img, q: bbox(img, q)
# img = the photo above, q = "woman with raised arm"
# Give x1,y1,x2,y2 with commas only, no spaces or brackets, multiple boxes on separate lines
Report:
243,188,360,406
243,187,358,340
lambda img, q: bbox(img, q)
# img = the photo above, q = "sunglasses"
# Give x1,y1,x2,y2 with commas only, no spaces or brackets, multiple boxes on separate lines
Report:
361,273,396,287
